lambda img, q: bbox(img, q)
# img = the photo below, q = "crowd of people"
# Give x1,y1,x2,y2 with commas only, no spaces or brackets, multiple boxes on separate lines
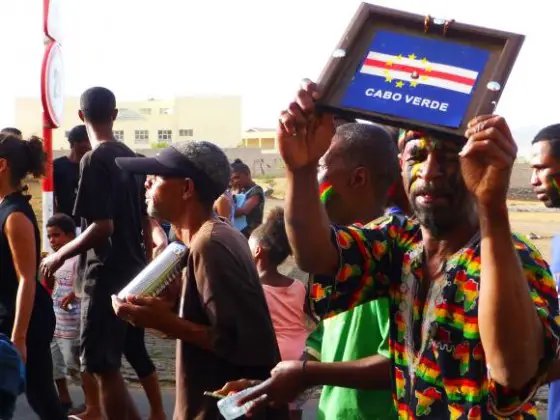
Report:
2,77,560,420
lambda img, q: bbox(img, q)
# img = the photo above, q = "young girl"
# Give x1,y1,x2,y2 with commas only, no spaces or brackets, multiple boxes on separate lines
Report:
0,134,66,418
248,207,309,361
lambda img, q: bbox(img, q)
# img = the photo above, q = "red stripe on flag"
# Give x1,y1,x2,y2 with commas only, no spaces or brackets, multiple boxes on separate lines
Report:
363,58,475,86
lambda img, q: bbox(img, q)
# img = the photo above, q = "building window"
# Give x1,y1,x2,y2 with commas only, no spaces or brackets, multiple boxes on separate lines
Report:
179,129,194,137
158,130,172,142
139,108,152,115
134,130,149,144
113,130,124,141
159,108,172,115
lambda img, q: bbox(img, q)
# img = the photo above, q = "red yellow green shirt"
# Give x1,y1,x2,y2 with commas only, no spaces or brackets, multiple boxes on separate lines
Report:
309,214,560,419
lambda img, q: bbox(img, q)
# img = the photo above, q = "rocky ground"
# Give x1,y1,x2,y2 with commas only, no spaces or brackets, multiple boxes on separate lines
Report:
122,333,176,384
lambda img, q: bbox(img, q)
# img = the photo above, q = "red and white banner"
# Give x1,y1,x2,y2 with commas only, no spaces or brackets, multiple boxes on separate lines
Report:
359,51,478,95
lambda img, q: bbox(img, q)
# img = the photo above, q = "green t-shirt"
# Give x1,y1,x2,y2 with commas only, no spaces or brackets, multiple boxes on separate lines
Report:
306,299,396,420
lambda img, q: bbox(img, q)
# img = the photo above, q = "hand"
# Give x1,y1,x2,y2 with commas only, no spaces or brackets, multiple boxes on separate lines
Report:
214,379,263,397
112,295,178,333
11,336,26,364
215,361,306,415
461,115,517,208
278,79,335,171
40,252,64,280
60,292,76,311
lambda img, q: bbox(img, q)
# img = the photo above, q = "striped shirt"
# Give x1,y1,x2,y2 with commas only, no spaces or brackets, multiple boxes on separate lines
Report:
52,255,81,339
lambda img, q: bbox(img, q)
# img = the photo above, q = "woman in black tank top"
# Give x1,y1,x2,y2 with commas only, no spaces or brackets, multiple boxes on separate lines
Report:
0,134,66,419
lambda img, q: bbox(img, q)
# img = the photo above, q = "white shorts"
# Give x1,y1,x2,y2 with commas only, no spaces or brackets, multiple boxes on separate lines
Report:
51,336,80,380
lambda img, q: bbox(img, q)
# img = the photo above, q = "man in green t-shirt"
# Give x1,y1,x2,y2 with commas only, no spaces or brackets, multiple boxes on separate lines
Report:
306,300,394,419
215,122,400,419
304,122,398,420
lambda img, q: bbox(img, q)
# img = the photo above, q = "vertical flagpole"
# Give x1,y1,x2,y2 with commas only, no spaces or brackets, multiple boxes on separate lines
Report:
42,110,54,253
41,0,63,253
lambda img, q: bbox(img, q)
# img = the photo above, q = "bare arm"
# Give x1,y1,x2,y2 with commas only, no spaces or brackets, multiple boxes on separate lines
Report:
234,195,260,217
163,315,212,350
546,360,560,383
305,355,392,390
214,194,232,219
57,219,113,262
478,204,543,389
284,167,337,274
278,80,339,275
150,218,168,258
5,213,37,344
143,217,154,262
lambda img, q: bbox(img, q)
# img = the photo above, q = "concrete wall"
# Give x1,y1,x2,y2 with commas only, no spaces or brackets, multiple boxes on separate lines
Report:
50,151,535,186
53,147,285,177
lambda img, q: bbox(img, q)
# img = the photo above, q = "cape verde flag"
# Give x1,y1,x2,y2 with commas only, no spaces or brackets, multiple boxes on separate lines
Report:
340,31,490,128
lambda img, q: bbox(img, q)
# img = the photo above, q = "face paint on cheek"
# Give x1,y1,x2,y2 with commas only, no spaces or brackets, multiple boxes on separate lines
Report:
319,179,335,204
549,173,560,194
404,160,423,193
410,162,422,179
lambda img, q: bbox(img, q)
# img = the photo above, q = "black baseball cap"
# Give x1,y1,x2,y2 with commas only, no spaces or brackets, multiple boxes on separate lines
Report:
115,144,227,198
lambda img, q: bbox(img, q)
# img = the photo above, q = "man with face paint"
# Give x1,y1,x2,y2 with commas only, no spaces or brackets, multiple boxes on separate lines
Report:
306,122,399,419
216,122,401,418
226,80,560,419
531,124,560,208
529,124,560,420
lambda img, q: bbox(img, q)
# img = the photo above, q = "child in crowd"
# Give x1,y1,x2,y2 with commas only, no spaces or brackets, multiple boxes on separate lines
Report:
248,207,309,360
46,214,101,419
249,208,312,419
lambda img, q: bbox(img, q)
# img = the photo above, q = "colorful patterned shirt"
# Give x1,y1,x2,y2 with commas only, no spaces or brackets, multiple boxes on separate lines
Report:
309,214,560,419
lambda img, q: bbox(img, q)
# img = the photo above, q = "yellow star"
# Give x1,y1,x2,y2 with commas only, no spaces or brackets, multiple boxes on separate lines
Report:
408,53,417,60
425,66,433,73
383,69,390,75
395,80,404,88
396,54,404,60
386,60,393,67
420,75,429,81
421,57,429,64
409,80,418,87
385,76,393,83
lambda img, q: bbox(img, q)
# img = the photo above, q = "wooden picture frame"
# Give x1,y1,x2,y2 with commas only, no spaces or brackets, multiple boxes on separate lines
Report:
316,3,525,140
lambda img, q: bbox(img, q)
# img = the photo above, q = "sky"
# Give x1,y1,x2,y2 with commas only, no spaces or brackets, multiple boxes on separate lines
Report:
0,0,556,153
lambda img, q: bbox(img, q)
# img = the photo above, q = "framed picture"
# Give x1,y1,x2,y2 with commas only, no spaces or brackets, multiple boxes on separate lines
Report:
316,3,524,139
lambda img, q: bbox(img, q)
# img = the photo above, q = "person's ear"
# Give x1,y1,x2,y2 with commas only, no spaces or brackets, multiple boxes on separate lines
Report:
182,179,196,200
350,166,368,189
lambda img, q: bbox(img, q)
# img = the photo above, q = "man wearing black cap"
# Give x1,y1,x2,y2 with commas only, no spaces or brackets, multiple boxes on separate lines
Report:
41,87,147,419
53,124,91,224
113,141,286,420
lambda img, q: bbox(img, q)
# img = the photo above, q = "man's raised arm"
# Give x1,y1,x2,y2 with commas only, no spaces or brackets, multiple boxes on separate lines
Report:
279,79,338,275
462,115,560,393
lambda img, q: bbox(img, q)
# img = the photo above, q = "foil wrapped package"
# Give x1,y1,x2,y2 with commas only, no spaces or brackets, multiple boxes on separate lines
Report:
117,241,188,299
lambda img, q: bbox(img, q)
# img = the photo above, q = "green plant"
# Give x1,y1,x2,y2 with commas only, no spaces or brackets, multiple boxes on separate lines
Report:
151,142,168,149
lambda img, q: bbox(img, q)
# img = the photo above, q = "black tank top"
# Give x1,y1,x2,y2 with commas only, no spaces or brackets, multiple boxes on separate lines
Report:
0,192,54,337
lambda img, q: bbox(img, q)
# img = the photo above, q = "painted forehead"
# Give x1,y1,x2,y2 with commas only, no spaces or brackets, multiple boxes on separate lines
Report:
398,130,462,154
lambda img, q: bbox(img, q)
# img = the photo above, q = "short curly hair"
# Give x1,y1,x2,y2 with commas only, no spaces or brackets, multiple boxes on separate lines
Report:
172,141,231,205
250,207,291,266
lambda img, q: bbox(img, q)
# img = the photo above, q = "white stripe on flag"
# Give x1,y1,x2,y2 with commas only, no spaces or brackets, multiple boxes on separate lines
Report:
366,51,479,81
360,66,473,94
